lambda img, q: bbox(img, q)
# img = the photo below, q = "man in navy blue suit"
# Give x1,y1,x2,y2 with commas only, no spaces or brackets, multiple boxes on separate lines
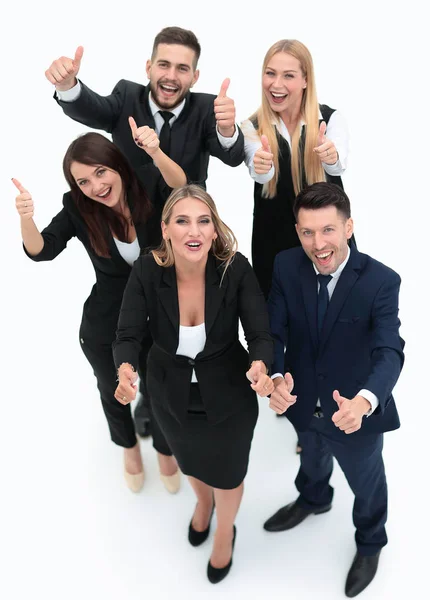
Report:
265,182,404,598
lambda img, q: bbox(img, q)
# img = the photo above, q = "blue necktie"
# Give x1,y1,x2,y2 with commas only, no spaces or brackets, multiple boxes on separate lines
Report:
317,274,333,338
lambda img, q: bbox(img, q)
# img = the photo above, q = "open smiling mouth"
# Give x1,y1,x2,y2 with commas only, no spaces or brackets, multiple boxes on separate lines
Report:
185,241,202,251
315,250,333,266
270,92,287,103
97,187,112,200
159,83,180,96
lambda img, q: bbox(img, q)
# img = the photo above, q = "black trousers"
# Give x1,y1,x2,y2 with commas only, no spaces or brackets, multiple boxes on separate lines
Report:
79,333,171,455
295,414,387,556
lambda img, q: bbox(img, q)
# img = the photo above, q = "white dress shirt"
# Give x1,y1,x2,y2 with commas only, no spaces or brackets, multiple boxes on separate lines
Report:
272,247,379,416
241,109,349,184
56,81,239,148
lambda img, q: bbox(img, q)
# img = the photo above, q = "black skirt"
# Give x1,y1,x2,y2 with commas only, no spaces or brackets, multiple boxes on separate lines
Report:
152,383,259,489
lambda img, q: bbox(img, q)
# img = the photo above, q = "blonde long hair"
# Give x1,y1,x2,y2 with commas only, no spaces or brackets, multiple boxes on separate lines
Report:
152,185,238,278
249,39,326,198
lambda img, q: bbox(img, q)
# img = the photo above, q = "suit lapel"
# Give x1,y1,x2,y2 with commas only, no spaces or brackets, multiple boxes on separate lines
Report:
139,86,156,129
155,254,227,350
299,259,319,353
319,247,362,354
157,265,180,342
204,254,227,340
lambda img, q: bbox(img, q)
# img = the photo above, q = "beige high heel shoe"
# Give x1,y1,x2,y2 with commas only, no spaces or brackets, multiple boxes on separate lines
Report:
124,441,144,492
160,469,181,494
124,469,145,493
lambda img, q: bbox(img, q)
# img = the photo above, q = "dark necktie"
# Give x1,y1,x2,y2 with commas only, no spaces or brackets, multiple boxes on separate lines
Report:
317,274,333,338
158,111,174,155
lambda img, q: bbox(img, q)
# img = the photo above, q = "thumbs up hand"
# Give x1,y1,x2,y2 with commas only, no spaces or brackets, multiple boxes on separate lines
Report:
45,46,84,91
332,390,371,434
129,117,160,157
253,134,274,174
268,372,297,415
214,78,236,137
313,121,338,165
12,178,34,221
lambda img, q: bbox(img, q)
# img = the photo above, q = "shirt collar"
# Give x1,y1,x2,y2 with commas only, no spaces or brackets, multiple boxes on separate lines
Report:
313,246,351,280
148,93,186,119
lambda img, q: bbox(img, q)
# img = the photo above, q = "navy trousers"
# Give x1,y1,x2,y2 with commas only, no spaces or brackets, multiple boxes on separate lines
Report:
295,414,388,556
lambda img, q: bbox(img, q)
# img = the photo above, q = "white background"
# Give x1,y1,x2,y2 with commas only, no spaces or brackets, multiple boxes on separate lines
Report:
1,1,428,598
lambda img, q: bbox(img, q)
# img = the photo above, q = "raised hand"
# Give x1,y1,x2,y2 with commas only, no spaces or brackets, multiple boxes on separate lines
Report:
246,360,274,397
269,372,297,414
45,46,84,91
12,178,34,220
313,121,338,165
115,364,138,405
214,78,236,137
253,134,274,174
129,117,160,157
332,390,371,434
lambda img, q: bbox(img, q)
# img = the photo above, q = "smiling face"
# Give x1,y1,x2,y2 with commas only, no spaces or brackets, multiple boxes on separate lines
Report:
70,162,124,209
296,206,353,274
262,51,307,116
161,196,217,266
146,43,199,109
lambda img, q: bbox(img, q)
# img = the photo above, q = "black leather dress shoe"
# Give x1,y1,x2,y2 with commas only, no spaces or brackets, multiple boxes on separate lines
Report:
188,505,214,547
345,551,381,597
207,526,236,584
263,500,332,532
134,415,151,438
134,395,152,438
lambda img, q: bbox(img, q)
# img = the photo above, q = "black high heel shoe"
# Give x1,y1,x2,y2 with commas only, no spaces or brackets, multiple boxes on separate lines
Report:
207,525,236,584
188,504,215,547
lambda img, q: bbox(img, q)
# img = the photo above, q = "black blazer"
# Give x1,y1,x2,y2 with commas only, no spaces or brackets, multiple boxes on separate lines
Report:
56,80,245,244
113,252,273,425
24,191,148,343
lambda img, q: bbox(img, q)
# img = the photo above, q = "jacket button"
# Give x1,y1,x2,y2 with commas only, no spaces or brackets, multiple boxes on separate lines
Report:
188,359,195,366
317,373,325,380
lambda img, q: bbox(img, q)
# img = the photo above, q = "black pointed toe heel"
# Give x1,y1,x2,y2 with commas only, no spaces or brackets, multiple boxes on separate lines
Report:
207,525,236,584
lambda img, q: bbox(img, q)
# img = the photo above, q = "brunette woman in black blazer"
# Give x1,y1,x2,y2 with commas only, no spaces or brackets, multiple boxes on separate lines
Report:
13,132,184,493
114,184,274,583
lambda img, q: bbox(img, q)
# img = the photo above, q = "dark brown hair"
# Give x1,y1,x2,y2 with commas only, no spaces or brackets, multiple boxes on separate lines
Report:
152,26,201,68
293,182,351,220
63,133,151,257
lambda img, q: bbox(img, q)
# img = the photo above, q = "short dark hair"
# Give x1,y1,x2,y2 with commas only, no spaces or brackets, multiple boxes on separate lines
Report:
293,182,351,221
152,26,201,68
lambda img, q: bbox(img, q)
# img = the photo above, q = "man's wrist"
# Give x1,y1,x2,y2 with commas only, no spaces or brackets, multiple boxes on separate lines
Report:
217,125,235,138
55,78,77,92
355,395,372,415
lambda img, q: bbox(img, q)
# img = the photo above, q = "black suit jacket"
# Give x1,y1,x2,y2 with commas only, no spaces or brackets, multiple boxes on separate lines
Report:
56,80,245,245
113,252,273,425
268,246,404,437
24,191,148,343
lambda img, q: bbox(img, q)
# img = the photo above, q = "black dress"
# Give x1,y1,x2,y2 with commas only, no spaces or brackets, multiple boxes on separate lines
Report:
251,104,345,299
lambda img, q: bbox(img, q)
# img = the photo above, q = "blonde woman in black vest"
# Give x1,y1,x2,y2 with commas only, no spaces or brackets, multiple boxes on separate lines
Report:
241,39,350,300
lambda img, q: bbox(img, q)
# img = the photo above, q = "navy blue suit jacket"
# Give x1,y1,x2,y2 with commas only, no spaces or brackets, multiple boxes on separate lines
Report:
268,245,404,437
